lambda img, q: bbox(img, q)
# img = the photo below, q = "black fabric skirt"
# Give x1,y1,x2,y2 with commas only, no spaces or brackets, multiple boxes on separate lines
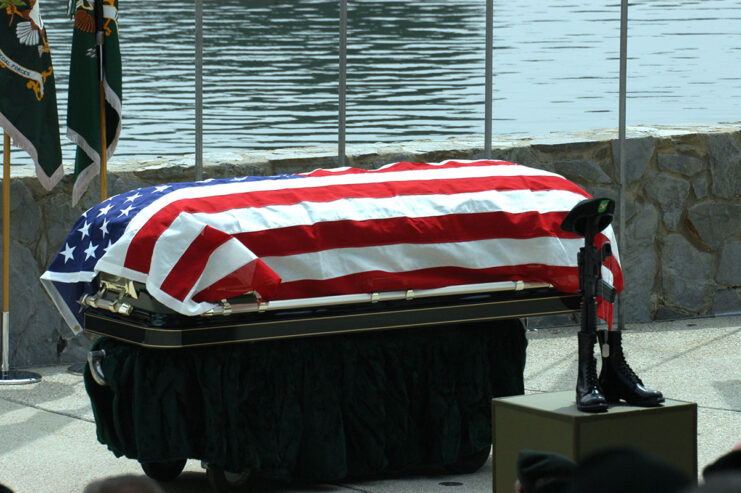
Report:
84,318,527,482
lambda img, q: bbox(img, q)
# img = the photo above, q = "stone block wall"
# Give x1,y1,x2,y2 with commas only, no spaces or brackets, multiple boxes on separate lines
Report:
2,127,740,366
495,131,741,324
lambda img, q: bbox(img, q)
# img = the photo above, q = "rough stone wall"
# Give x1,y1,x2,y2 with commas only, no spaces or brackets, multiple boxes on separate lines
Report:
3,127,740,366
497,131,741,324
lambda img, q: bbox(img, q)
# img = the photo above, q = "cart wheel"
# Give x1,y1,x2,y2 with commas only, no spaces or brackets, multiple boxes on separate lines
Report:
445,446,491,474
206,466,253,493
140,458,187,481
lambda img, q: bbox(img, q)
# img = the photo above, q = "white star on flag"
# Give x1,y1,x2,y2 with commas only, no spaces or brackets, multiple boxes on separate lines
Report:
61,243,75,263
154,185,170,193
125,192,142,203
78,221,91,239
118,205,135,217
97,204,113,217
100,218,109,238
84,242,98,260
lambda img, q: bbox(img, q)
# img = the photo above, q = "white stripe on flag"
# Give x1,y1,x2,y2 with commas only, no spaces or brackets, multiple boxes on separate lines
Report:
261,236,584,283
143,238,262,317
108,163,565,240
191,238,261,295
186,188,587,234
148,214,207,285
40,269,96,284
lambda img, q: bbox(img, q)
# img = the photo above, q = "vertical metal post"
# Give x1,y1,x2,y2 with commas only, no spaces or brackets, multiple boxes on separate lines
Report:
2,135,9,376
0,133,40,384
338,0,347,166
617,0,628,331
195,0,204,181
484,0,493,159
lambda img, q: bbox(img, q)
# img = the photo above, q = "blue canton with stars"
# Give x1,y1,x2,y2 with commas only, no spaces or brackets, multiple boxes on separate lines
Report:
43,174,301,330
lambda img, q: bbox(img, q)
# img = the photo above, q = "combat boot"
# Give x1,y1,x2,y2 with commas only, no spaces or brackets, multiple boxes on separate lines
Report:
576,331,608,412
597,330,664,406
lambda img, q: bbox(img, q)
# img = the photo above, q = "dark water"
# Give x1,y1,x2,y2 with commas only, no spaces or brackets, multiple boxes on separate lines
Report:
14,0,741,166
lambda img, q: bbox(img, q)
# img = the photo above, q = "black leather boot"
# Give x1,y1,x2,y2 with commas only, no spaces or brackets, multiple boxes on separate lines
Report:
576,331,608,412
598,330,665,406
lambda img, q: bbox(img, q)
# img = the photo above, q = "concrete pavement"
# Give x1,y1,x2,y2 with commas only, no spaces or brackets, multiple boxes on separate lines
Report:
1,315,739,493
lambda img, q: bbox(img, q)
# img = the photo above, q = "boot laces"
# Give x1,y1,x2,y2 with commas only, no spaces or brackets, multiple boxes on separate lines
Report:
614,351,643,385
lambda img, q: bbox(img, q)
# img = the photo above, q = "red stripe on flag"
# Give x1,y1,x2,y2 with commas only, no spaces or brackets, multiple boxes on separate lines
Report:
124,173,587,274
159,225,232,302
599,298,615,330
238,211,580,258
193,258,280,302
596,232,624,292
270,264,581,301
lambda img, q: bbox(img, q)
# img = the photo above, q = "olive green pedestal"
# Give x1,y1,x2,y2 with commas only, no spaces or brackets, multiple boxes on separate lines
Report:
491,391,697,493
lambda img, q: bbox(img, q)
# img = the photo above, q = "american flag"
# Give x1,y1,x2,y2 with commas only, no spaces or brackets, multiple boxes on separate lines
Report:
41,160,623,334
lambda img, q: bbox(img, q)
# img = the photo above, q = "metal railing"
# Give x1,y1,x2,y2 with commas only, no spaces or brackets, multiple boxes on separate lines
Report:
190,0,629,329
339,0,347,166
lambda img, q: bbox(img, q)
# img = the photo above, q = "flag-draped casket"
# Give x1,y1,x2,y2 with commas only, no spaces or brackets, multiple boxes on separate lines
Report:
47,159,624,481
41,159,623,334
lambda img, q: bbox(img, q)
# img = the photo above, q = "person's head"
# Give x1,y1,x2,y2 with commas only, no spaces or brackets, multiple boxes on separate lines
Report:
516,449,577,493
703,449,741,480
82,475,165,493
571,446,693,493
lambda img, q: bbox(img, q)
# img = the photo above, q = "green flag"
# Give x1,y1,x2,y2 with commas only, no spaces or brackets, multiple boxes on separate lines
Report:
0,0,63,189
67,0,121,205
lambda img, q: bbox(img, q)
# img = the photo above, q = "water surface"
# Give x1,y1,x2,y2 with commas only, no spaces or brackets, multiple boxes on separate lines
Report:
12,0,741,166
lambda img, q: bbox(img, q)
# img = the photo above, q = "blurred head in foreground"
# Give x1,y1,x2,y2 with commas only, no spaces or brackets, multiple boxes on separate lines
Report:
571,447,693,493
82,474,165,493
516,449,577,493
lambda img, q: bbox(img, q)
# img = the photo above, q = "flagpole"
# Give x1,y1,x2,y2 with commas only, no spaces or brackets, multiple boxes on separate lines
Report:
96,0,107,202
69,0,109,376
2,135,9,372
99,84,107,202
1,133,41,384
68,81,106,375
